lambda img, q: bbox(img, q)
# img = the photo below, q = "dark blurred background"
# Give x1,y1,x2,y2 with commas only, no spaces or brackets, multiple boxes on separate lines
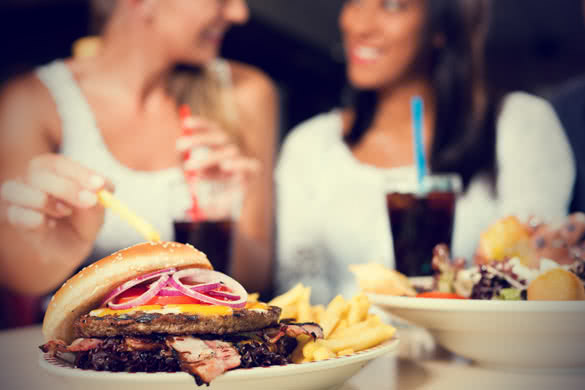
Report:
1,0,585,139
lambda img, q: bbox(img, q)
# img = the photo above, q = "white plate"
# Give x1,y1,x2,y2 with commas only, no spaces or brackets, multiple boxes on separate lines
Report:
369,292,585,371
39,338,399,390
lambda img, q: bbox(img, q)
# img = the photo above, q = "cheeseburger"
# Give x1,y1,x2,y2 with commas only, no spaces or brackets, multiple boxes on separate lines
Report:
40,242,323,385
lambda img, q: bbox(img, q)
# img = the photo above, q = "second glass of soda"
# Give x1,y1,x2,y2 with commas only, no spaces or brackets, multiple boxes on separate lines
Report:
385,174,462,276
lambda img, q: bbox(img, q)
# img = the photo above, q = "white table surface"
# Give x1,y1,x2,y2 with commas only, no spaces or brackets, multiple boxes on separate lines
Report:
1,325,583,390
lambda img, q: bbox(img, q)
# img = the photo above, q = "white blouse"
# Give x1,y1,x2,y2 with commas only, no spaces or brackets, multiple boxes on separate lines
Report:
275,92,576,303
35,60,234,264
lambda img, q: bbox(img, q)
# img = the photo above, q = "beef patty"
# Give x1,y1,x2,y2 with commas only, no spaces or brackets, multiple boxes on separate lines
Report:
73,305,282,338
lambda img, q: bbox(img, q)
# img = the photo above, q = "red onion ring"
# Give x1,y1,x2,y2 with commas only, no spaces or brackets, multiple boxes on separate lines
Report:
169,269,247,308
108,274,170,310
157,282,221,297
102,268,176,306
206,290,241,301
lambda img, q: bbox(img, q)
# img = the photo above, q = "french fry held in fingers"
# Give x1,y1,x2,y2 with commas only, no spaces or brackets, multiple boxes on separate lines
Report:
270,283,397,363
97,190,161,242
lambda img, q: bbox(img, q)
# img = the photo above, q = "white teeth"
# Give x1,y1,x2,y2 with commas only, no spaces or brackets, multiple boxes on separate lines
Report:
355,46,380,60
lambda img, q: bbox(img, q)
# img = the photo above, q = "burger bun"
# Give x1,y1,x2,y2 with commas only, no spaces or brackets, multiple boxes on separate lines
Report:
42,242,212,343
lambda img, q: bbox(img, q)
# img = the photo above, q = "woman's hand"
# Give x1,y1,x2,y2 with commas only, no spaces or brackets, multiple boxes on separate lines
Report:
176,115,260,184
0,153,111,253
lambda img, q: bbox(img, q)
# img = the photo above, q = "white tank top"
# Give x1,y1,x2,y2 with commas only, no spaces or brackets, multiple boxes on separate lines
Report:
36,60,192,263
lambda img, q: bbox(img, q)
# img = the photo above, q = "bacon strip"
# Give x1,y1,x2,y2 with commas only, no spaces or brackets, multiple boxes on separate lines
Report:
124,337,164,351
266,322,324,344
40,338,104,356
167,337,241,384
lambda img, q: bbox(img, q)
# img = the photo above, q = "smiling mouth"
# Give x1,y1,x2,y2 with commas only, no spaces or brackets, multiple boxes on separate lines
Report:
350,46,382,64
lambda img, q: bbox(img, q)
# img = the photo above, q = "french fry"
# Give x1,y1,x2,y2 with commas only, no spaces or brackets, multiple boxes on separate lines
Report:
337,348,354,357
247,293,259,302
297,287,313,323
311,305,325,324
269,283,397,363
320,295,349,338
97,190,161,242
347,294,370,325
330,316,382,340
291,334,312,364
302,340,319,361
330,319,348,338
268,283,305,309
313,346,335,361
280,304,298,320
318,324,396,353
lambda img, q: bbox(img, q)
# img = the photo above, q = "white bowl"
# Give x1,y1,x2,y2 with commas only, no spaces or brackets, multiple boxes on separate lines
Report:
369,294,585,371
39,338,399,390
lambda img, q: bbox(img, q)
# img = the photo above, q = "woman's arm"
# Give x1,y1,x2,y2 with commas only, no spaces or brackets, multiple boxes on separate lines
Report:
0,76,108,295
228,62,279,295
495,92,576,220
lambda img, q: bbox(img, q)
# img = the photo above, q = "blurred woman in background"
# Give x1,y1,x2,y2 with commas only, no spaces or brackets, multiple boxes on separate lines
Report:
276,0,575,302
0,0,278,296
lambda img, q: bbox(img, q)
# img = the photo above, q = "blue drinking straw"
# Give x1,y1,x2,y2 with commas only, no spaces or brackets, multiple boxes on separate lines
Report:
411,96,427,193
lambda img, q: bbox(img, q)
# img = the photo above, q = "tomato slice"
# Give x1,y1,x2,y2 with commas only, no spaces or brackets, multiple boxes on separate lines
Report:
115,286,148,304
416,292,467,299
115,286,208,306
146,295,205,305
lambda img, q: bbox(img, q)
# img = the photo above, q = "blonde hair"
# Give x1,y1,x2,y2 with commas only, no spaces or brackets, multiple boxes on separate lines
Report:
87,0,239,141
169,66,240,144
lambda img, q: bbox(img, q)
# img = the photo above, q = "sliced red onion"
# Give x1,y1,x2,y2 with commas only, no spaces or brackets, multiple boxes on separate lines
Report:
102,268,176,306
169,269,247,308
108,274,170,310
206,290,240,301
157,282,221,297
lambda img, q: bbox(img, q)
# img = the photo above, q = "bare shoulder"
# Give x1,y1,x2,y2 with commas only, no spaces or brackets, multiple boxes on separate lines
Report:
0,72,61,145
0,72,61,176
227,60,278,115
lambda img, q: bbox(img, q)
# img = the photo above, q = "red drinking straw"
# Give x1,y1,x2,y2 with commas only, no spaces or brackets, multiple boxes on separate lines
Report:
179,105,205,221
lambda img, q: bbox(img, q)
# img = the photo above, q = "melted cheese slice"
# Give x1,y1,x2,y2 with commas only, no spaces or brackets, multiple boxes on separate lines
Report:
90,304,233,317
89,302,269,317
